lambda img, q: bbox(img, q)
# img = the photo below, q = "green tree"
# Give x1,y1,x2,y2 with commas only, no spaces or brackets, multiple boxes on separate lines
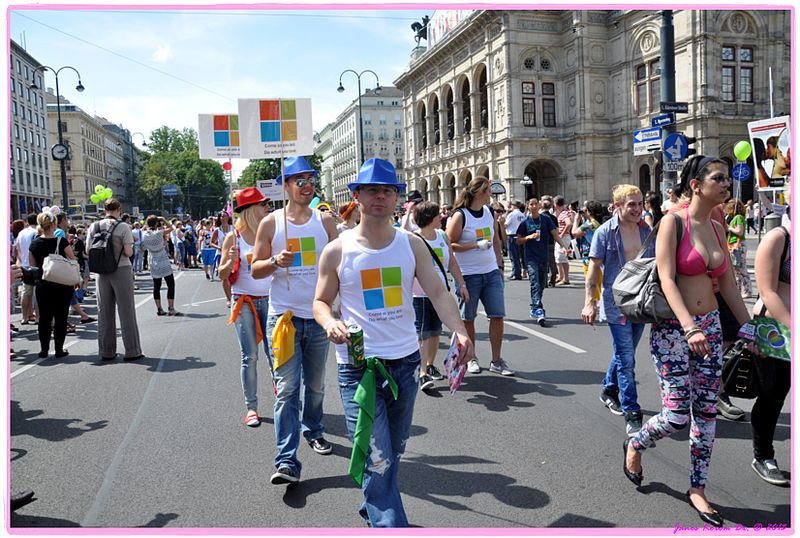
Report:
239,154,325,199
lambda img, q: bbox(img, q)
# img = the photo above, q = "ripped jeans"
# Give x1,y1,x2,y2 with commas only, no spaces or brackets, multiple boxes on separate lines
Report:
630,310,723,489
338,351,420,528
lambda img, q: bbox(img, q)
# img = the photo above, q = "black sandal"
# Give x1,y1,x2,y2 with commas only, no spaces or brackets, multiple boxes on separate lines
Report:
168,309,184,316
623,439,643,486
157,308,167,316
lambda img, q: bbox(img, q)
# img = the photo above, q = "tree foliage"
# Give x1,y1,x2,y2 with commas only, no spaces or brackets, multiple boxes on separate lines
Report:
136,126,227,218
238,154,325,199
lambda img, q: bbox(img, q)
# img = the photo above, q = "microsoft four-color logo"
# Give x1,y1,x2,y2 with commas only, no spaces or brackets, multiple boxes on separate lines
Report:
361,267,403,310
475,227,492,240
213,115,240,147
432,247,444,266
259,100,298,143
287,237,316,267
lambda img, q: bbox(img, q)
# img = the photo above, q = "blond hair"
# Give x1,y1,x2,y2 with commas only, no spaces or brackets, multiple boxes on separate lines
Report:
37,211,57,236
612,184,642,204
235,204,264,233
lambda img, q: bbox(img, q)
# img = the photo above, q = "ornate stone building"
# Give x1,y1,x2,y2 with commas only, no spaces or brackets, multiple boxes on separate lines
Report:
394,9,791,204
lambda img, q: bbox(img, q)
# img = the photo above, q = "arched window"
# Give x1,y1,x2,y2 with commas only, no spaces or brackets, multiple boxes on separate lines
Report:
444,87,454,140
639,164,651,193
432,95,440,145
461,80,471,134
478,68,488,129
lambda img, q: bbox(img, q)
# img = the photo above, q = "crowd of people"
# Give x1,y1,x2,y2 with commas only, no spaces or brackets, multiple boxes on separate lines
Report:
9,154,790,528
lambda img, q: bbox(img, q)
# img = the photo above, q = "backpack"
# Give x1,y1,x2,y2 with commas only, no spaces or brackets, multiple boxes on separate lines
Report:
611,213,684,324
88,220,124,274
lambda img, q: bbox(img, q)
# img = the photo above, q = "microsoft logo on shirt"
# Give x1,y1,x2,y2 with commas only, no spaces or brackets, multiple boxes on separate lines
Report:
361,267,403,310
287,237,316,267
475,227,492,240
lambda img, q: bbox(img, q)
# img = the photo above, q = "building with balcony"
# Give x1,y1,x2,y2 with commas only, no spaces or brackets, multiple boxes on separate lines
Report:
394,9,790,205
314,122,335,203
321,86,406,206
10,40,52,219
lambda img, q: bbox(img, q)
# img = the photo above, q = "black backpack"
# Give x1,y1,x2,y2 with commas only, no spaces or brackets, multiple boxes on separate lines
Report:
88,220,124,274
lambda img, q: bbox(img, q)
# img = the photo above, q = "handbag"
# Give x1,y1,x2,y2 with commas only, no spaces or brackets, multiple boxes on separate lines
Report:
721,339,759,399
42,236,81,286
228,229,241,285
611,213,683,324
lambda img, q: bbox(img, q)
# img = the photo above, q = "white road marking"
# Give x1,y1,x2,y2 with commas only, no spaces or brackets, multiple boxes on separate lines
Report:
11,272,185,380
181,296,226,307
478,310,586,354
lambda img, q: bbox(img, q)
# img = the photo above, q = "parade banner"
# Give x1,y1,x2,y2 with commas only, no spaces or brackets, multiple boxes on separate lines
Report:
198,113,241,159
747,115,791,190
237,98,314,158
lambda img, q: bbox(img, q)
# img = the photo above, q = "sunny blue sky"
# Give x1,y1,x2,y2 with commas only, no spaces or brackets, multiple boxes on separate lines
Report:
9,4,429,174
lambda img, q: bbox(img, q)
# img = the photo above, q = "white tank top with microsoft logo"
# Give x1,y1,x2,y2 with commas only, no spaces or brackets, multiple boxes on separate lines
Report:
231,233,271,297
269,208,329,319
453,205,497,275
412,229,450,297
336,229,419,363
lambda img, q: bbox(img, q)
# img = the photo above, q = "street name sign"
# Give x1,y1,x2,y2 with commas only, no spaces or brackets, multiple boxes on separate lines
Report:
162,184,179,197
663,133,688,161
732,163,751,182
660,101,689,113
651,113,676,128
633,127,661,155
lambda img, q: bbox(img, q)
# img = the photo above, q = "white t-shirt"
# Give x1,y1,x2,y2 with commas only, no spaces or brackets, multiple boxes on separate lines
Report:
15,227,38,268
504,208,527,236
412,229,450,297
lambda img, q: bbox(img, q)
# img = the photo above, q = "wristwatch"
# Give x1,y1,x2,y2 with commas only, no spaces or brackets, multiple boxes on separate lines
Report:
270,255,278,267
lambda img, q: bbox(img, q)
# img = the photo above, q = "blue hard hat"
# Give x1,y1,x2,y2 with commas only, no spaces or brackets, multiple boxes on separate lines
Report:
275,156,319,184
348,158,406,193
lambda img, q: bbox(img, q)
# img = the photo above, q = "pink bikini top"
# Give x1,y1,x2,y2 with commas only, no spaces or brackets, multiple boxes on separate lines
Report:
676,209,728,278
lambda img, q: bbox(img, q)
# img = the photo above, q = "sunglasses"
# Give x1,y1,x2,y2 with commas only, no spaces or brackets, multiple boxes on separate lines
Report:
291,177,317,188
259,201,270,207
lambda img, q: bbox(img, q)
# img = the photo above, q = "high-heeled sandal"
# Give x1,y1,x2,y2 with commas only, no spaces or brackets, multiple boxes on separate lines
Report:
622,439,643,486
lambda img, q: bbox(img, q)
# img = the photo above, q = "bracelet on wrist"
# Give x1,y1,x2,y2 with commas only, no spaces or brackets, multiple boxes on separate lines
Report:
683,327,703,340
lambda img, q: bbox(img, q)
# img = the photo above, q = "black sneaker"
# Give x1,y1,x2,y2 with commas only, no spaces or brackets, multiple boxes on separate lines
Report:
624,410,643,437
419,374,435,391
600,390,624,416
426,364,444,380
308,437,332,455
270,467,299,485
751,458,790,486
717,393,745,421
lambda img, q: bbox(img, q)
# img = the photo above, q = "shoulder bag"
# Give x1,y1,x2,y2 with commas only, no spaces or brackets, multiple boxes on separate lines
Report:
611,213,683,324
720,339,759,399
42,236,81,286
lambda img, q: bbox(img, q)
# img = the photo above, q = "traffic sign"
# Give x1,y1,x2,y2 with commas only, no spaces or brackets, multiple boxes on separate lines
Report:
633,127,661,155
663,133,688,161
256,179,283,200
660,101,688,113
651,113,675,128
489,181,506,195
176,206,183,215
162,184,179,196
732,163,751,182
663,161,685,172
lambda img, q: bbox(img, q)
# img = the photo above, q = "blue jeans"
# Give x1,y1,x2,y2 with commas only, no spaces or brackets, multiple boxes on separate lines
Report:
177,242,186,265
338,351,420,528
459,269,505,321
267,314,329,475
507,236,522,278
231,295,270,411
526,259,548,311
603,321,645,413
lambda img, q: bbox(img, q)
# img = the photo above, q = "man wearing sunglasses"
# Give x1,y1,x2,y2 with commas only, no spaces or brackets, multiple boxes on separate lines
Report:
251,156,339,486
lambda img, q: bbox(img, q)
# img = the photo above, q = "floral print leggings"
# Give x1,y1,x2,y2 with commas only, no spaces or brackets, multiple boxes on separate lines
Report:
630,310,723,489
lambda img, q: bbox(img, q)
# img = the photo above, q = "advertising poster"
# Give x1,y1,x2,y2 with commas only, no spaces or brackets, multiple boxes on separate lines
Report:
198,113,242,159
747,115,791,191
237,98,314,159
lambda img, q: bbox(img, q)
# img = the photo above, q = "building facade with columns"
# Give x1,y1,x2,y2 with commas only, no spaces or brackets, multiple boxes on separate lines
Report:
321,86,406,206
394,9,790,205
10,40,52,219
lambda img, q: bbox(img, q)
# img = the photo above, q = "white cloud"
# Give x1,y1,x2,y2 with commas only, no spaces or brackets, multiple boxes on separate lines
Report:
151,44,172,62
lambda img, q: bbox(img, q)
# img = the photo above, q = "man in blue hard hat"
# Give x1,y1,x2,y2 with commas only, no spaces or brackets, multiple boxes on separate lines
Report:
313,158,473,527
251,155,339,485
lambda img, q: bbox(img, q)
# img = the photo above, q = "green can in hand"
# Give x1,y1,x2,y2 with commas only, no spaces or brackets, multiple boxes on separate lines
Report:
347,323,365,368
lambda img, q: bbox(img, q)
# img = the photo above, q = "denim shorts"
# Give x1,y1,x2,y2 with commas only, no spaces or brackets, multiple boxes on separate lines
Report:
413,296,442,339
459,269,505,321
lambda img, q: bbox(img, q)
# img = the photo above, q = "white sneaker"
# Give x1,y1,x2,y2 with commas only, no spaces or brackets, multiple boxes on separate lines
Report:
489,358,515,376
467,359,481,373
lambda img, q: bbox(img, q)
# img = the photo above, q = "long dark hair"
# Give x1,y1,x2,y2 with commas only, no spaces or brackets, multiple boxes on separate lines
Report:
676,155,726,198
645,192,664,225
453,176,489,210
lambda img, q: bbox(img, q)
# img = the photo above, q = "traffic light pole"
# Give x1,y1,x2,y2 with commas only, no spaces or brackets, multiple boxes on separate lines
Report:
660,10,677,200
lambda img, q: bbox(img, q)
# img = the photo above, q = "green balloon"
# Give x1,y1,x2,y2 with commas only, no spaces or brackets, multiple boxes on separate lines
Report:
103,188,113,199
733,140,752,161
90,194,100,204
95,185,104,194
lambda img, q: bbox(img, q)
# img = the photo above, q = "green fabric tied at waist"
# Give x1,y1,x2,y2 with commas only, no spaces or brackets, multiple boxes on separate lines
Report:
348,357,399,487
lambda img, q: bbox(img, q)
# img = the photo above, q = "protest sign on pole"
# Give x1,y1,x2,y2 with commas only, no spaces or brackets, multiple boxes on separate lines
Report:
198,113,242,159
747,115,791,190
237,98,314,159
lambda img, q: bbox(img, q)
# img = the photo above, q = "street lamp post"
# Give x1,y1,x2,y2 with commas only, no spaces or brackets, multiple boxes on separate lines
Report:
30,65,84,210
337,69,381,166
130,132,147,208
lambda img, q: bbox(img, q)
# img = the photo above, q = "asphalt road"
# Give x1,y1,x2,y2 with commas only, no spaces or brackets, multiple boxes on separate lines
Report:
8,249,791,530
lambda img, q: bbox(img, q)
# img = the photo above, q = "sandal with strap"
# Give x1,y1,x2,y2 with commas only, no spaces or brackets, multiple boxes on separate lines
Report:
157,308,167,316
168,309,184,316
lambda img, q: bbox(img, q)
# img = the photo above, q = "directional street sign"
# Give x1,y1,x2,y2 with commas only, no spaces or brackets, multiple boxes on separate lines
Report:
651,113,675,128
660,101,689,113
633,127,661,155
663,133,688,162
732,163,751,182
162,184,179,197
663,161,686,172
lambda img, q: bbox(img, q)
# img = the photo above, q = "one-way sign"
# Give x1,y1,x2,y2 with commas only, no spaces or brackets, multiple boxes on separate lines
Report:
633,127,661,155
660,101,689,113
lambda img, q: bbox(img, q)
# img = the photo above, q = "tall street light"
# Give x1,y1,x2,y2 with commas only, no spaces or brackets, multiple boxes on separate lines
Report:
337,69,381,165
30,65,85,210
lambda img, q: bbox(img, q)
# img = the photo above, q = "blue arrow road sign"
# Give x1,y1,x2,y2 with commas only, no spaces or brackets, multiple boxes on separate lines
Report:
732,163,751,182
651,113,675,128
663,133,687,162
633,127,661,144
